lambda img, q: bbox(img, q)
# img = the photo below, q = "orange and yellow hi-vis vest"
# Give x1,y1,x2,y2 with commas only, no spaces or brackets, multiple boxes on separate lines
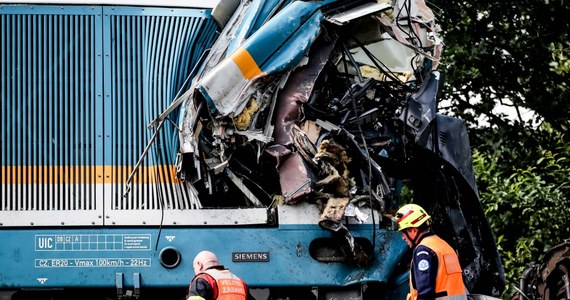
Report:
407,235,467,300
188,268,248,300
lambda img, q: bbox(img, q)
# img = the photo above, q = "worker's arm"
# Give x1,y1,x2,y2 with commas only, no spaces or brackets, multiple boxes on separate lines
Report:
246,285,257,300
412,245,439,300
187,277,215,300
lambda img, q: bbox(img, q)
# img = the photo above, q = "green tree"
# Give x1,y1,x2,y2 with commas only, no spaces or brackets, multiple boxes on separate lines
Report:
428,0,570,298
472,124,570,297
431,0,570,130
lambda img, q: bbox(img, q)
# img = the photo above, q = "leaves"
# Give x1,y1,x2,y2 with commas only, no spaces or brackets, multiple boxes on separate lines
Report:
432,0,570,131
472,125,570,298
412,1,570,298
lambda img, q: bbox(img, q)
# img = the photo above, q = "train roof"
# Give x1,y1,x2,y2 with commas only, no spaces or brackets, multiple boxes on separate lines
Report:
0,0,219,9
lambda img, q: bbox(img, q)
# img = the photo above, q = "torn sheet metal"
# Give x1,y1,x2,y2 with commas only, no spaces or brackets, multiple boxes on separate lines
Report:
399,70,438,144
226,169,263,206
319,197,370,267
211,0,240,28
168,0,504,294
389,0,443,68
273,34,337,145
279,152,315,204
326,2,391,25
226,0,294,55
197,0,334,117
344,203,369,223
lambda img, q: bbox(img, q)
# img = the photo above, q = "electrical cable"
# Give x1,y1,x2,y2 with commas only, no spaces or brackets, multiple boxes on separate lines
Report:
341,44,377,257
395,0,423,48
349,36,409,87
152,123,166,252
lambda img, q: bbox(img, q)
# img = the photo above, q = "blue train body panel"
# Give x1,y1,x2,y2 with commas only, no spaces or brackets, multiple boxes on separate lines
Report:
0,224,408,289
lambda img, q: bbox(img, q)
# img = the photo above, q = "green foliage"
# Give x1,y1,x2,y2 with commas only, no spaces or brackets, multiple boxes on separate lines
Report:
549,41,570,75
431,0,570,130
472,124,570,298
424,1,570,298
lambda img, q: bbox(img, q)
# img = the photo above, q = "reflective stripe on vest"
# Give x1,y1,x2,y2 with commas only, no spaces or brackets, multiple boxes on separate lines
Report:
204,269,247,300
408,235,467,300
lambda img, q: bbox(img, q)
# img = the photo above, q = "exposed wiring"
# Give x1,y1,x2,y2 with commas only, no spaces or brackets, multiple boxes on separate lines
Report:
342,42,364,83
152,131,166,252
395,0,423,48
123,120,166,198
349,36,409,88
341,44,377,257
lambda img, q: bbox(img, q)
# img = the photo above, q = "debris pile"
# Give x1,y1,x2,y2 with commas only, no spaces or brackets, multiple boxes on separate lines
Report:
177,0,442,214
165,0,505,294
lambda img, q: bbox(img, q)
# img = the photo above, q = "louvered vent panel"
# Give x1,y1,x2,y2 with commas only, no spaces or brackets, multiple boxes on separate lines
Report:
0,9,100,215
1,5,217,226
106,8,217,213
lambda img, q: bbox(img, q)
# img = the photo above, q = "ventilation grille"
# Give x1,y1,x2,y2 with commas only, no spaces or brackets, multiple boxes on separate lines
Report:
105,9,216,211
0,9,100,212
0,5,217,223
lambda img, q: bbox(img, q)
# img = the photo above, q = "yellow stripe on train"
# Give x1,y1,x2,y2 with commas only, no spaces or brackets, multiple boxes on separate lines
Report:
0,166,178,184
230,47,263,80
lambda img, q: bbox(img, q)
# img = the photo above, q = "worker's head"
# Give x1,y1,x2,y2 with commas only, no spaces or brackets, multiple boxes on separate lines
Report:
193,250,220,275
395,203,431,247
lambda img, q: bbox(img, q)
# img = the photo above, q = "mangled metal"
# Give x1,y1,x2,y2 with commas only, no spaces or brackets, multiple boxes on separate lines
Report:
518,238,570,300
171,0,504,295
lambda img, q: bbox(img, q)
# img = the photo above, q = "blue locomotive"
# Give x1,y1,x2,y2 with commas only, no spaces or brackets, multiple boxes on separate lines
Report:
0,1,504,299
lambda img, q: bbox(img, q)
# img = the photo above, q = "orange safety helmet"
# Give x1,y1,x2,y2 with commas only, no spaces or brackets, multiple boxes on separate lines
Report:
395,203,431,231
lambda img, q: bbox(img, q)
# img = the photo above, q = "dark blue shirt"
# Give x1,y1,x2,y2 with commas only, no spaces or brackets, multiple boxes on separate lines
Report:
411,231,439,300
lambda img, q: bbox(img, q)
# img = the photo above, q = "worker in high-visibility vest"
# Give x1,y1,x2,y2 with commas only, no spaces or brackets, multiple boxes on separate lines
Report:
396,204,468,300
186,250,256,300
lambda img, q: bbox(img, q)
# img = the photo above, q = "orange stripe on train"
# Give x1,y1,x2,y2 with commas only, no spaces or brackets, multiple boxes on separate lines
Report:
0,166,178,184
230,47,263,80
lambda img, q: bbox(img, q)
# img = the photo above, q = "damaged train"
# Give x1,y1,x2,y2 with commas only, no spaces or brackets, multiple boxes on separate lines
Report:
0,0,505,299
517,238,570,300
